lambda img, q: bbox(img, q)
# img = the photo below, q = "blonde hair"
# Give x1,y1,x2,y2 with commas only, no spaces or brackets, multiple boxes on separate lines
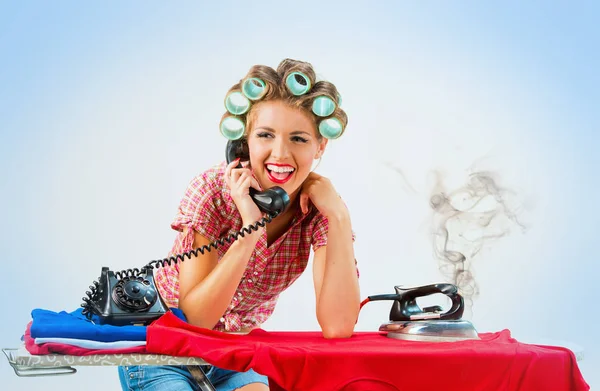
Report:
220,58,348,140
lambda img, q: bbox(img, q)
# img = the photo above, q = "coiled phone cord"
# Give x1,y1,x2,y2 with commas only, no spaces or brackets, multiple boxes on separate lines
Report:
81,212,279,319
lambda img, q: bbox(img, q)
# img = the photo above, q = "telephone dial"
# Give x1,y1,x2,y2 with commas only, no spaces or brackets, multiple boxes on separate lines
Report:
81,139,290,326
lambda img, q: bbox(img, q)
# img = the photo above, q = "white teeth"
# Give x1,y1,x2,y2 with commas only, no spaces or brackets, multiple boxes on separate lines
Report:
266,164,294,173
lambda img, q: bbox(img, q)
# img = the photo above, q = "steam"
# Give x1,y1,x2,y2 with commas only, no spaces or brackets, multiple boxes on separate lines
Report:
386,161,528,306
429,170,527,303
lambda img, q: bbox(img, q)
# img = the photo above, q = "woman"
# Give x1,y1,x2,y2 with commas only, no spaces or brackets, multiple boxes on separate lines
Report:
119,58,360,391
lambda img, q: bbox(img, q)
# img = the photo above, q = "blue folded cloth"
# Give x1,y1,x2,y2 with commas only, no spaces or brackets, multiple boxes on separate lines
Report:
30,308,147,342
170,308,187,322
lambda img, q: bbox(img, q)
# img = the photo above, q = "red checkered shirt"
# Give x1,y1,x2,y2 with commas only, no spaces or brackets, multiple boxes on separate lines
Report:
155,162,356,332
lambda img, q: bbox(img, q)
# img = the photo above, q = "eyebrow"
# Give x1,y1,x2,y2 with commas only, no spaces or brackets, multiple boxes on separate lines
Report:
254,126,312,136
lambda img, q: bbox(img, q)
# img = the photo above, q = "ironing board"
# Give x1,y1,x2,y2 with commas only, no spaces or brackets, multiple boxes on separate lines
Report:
3,338,586,391
4,340,586,374
3,345,216,391
3,339,586,370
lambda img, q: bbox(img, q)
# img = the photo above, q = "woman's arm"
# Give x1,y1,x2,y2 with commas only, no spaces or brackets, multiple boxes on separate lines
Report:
312,210,360,339
178,158,265,329
299,172,360,338
178,227,262,329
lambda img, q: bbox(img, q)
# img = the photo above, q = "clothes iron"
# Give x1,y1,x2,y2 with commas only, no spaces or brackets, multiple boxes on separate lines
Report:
363,283,479,342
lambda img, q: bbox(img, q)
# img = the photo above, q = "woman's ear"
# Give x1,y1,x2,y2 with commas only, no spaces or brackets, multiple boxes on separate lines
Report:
315,138,328,159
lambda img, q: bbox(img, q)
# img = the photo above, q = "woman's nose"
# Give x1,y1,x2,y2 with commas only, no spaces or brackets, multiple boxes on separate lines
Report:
270,138,290,159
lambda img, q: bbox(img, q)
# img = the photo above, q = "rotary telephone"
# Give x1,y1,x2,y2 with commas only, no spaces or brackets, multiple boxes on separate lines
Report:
80,139,290,326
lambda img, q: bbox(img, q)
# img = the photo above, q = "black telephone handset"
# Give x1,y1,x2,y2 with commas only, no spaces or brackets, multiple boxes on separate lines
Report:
225,139,290,215
81,140,290,326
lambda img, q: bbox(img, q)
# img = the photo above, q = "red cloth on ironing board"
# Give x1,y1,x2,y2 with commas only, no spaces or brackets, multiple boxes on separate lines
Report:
147,311,590,391
23,322,147,356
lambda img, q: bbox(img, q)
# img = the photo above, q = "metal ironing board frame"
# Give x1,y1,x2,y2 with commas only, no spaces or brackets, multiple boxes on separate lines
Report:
3,345,217,391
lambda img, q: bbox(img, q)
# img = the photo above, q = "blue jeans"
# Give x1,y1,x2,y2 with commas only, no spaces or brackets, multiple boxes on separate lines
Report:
118,365,269,391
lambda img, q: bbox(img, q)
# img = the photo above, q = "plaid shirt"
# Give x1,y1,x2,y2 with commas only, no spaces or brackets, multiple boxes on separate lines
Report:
155,162,354,332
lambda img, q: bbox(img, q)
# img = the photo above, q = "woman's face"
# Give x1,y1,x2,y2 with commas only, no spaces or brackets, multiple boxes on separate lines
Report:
247,100,326,199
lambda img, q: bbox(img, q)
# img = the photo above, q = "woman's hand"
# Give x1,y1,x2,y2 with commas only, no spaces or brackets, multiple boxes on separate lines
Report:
299,172,348,220
225,159,264,225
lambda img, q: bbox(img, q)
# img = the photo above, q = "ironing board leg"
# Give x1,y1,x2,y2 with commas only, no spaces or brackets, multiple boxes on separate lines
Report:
187,365,217,391
3,348,77,377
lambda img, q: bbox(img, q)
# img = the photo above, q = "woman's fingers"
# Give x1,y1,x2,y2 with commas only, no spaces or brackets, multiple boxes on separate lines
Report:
229,167,252,187
239,175,252,192
224,160,264,224
234,171,259,196
235,170,251,187
226,158,240,174
299,192,310,214
250,176,262,191
226,161,262,199
225,158,240,185
230,169,243,185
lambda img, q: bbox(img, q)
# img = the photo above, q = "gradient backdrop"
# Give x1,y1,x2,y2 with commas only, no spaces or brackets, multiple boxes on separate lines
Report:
1,1,598,390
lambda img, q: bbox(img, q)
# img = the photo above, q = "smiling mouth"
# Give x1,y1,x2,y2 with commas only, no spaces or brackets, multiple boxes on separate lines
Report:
265,163,295,184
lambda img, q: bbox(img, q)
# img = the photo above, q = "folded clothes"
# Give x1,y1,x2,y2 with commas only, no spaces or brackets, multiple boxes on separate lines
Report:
25,322,147,356
34,337,146,349
30,308,147,342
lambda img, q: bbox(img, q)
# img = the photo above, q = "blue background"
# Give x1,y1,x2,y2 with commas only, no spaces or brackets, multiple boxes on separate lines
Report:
1,1,597,389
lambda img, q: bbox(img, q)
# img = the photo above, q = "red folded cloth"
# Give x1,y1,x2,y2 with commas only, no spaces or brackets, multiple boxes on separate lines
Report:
147,311,589,391
24,322,147,356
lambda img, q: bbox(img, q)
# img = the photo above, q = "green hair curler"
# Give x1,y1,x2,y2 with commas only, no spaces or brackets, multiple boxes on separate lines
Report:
318,117,344,139
242,77,267,101
225,91,251,115
312,96,336,117
220,116,246,140
285,72,311,96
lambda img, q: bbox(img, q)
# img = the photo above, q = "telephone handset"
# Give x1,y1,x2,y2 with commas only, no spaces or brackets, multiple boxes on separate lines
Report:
225,139,290,215
80,141,291,326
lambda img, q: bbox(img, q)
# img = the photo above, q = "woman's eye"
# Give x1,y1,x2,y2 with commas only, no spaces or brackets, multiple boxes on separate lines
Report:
292,136,308,143
257,132,273,138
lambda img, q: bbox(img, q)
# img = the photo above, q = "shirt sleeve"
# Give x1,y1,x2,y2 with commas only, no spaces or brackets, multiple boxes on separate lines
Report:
311,211,356,252
311,210,359,277
170,167,229,252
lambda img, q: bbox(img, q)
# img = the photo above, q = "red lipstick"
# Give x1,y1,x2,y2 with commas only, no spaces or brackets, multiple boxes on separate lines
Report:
265,163,295,184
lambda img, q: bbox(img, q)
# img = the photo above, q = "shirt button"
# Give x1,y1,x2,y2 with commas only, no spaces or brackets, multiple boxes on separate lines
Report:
130,373,135,379
248,279,253,283
253,271,258,276
220,317,225,322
